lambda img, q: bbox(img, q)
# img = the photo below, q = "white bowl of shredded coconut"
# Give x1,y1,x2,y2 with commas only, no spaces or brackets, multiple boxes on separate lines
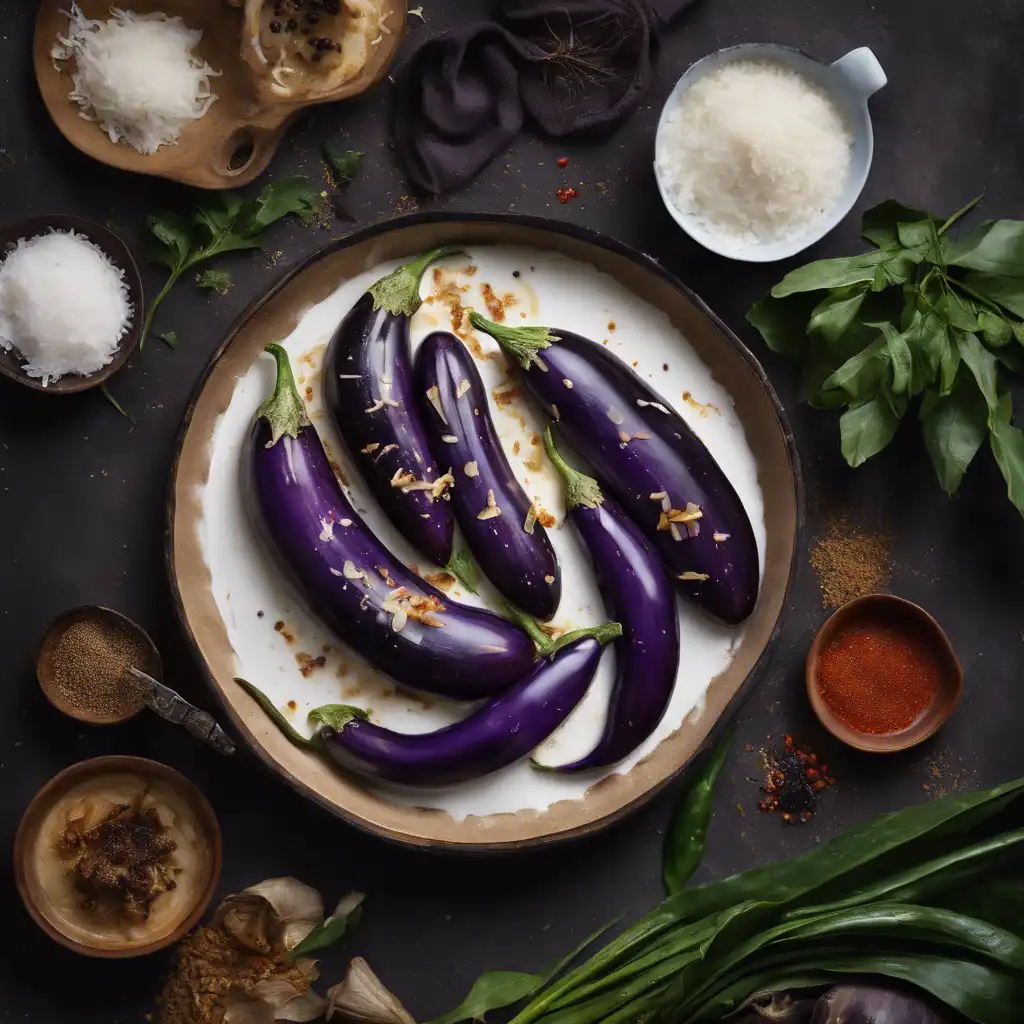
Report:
0,216,142,393
654,44,886,262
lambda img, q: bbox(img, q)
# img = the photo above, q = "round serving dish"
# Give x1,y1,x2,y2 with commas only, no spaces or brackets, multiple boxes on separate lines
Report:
806,594,963,753
654,44,887,263
0,215,143,394
14,756,221,957
167,213,803,851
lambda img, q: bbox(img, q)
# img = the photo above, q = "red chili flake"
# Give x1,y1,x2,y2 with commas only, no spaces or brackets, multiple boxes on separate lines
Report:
755,735,835,824
556,187,579,204
557,157,569,168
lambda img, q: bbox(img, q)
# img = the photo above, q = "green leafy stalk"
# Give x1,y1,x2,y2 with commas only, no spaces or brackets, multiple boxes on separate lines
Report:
545,621,622,659
445,547,479,593
468,312,558,370
143,176,322,347
543,427,603,509
234,677,322,751
367,246,463,316
100,383,135,424
747,194,1024,518
258,344,311,446
662,733,731,895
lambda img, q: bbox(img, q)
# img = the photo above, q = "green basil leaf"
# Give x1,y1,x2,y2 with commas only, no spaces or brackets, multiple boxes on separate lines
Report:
868,321,912,395
989,393,1024,516
955,330,1000,412
936,290,981,331
807,286,867,344
196,268,234,295
193,192,244,241
840,387,906,467
146,211,194,272
770,251,889,297
963,271,1024,319
945,219,1024,276
897,219,935,250
239,175,325,234
980,310,1014,348
821,337,888,401
903,310,946,395
323,145,365,186
939,325,960,395
922,370,989,494
861,200,932,249
745,294,816,358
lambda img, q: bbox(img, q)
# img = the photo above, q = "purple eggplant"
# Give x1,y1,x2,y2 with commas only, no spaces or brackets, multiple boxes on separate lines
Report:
537,428,679,771
243,344,536,700
310,625,620,786
468,313,759,625
323,247,461,568
413,331,561,620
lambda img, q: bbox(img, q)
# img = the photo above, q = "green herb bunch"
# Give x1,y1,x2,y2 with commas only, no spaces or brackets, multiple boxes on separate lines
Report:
747,196,1024,514
143,176,324,347
433,766,1024,1024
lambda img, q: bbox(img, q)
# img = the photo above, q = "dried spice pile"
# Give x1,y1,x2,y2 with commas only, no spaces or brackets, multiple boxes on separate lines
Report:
809,514,892,608
756,735,835,824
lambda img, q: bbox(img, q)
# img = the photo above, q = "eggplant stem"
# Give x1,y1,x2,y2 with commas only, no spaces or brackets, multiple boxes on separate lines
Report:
235,677,322,751
367,245,464,317
308,704,370,732
258,344,311,447
503,602,556,655
468,311,557,370
547,621,622,659
445,547,479,594
543,427,604,510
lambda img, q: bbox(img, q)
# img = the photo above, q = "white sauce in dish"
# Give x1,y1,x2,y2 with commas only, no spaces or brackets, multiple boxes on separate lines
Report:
198,246,767,819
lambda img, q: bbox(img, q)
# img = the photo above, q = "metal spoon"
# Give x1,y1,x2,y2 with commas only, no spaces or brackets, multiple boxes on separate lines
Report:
37,605,235,755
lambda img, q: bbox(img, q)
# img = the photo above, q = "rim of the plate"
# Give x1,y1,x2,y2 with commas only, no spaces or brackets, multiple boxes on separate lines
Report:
165,211,805,852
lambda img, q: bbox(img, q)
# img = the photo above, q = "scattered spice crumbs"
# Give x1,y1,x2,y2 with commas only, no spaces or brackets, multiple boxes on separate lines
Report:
481,283,506,321
513,270,521,278
304,386,313,403
608,321,616,332
756,735,835,824
556,187,579,203
682,391,720,417
809,515,893,608
512,440,521,455
274,621,295,644
295,652,326,677
286,700,297,711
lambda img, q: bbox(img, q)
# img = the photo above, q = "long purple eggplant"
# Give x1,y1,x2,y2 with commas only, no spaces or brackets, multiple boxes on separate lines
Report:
537,428,679,771
243,344,536,700
468,313,759,624
413,331,561,620
310,626,619,786
323,247,461,568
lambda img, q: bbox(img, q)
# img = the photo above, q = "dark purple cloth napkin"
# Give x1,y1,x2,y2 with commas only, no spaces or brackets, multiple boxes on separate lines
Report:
394,0,698,194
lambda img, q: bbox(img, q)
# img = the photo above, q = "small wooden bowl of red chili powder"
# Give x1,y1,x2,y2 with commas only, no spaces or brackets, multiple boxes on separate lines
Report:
806,594,963,753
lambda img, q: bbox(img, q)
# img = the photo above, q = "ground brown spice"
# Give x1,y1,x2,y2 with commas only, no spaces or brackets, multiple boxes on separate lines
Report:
809,515,892,608
157,925,314,1024
50,619,148,719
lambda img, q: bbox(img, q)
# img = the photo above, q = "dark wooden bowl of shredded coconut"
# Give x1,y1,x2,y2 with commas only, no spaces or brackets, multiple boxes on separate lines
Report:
36,606,161,724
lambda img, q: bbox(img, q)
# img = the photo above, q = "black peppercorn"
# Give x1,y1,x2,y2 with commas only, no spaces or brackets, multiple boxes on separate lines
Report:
286,18,298,31
269,20,282,32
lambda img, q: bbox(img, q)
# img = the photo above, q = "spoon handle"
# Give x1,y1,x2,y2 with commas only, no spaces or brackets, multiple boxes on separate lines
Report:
129,667,236,756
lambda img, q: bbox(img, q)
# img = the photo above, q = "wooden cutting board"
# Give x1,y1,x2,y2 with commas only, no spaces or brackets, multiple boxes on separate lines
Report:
34,0,404,190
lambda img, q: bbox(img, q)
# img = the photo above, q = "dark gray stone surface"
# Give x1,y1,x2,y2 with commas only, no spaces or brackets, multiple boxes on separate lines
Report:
1,0,1023,1020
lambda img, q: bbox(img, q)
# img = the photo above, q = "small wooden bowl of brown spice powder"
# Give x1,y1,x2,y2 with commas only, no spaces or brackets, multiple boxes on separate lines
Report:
36,606,161,724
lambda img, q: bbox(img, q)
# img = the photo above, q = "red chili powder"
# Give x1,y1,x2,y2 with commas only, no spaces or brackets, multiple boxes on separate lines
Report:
817,619,942,734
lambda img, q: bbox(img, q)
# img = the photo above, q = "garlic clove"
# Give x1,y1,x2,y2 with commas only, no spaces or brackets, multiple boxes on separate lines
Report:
247,877,325,951
326,958,416,1024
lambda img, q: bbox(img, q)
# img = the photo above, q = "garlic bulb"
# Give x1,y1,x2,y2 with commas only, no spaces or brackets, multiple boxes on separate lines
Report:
326,958,416,1024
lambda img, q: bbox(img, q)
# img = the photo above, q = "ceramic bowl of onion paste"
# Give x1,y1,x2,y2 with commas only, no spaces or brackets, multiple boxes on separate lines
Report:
654,44,887,263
